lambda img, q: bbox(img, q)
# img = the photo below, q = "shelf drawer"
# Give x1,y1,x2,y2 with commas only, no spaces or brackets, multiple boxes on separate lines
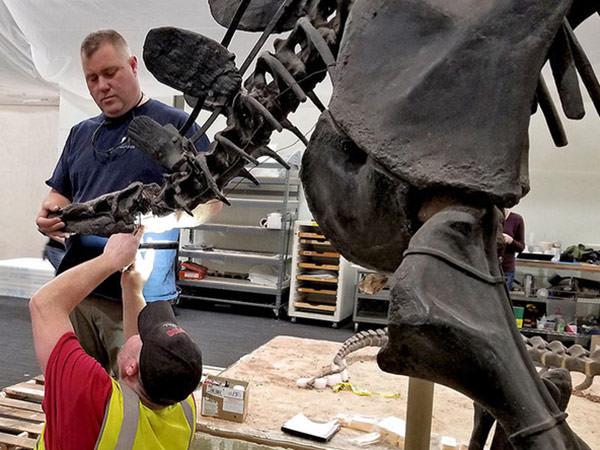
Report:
299,238,333,246
298,232,326,239
294,301,336,314
299,250,340,258
297,287,337,296
296,275,338,284
299,262,339,271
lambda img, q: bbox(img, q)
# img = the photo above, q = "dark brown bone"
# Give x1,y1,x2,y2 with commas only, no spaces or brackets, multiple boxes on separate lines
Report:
536,75,569,147
144,27,242,101
564,20,600,117
378,206,585,449
548,23,585,120
302,111,417,272
58,182,160,236
127,118,187,171
208,0,313,32
329,0,575,206
470,369,590,450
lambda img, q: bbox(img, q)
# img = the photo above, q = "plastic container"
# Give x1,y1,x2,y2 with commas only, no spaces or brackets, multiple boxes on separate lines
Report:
546,297,577,325
512,306,525,329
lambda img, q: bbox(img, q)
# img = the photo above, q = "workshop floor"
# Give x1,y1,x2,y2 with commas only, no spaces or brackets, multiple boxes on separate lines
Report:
0,295,354,388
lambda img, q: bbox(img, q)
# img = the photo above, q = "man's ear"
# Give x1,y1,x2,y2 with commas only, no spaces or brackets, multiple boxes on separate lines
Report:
124,359,139,377
129,55,138,75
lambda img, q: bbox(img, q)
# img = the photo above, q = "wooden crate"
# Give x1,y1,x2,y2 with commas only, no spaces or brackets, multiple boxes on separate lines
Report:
0,378,44,449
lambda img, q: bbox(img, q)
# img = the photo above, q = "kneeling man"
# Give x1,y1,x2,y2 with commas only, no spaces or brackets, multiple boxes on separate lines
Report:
30,227,202,450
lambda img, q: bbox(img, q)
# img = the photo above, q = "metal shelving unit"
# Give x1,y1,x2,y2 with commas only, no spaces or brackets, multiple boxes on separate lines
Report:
352,265,391,332
511,260,600,348
177,162,298,318
179,248,290,265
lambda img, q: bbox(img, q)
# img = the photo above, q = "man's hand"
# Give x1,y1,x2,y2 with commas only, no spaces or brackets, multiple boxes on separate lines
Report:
121,249,155,293
103,227,144,272
36,192,70,238
503,233,514,245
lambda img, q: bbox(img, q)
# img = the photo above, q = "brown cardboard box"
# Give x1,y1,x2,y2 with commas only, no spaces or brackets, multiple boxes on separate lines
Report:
200,375,249,423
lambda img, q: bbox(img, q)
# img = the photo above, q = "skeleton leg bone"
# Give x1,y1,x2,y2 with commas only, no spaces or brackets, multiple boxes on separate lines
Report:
377,205,587,450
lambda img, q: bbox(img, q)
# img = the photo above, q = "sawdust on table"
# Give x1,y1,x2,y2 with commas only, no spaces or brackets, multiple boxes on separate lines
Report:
203,336,600,449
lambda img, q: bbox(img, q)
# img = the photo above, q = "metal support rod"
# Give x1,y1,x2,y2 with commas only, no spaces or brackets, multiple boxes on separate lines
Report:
192,0,296,143
404,378,435,450
139,241,179,250
221,0,253,48
183,0,251,137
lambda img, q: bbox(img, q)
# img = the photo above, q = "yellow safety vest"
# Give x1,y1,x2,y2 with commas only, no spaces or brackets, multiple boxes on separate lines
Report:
36,378,196,450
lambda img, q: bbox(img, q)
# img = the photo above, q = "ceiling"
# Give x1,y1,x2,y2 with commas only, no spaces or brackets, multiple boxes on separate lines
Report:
0,1,598,106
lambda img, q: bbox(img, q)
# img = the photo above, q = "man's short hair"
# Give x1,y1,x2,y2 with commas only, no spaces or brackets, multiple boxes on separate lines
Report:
80,29,130,59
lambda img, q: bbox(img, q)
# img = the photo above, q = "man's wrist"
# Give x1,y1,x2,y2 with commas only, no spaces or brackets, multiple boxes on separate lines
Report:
122,284,144,296
99,253,124,274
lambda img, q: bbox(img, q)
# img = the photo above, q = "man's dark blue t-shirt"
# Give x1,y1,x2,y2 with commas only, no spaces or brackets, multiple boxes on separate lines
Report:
46,98,209,301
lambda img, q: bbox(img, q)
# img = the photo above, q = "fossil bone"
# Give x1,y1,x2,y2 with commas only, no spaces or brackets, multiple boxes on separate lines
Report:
298,328,600,392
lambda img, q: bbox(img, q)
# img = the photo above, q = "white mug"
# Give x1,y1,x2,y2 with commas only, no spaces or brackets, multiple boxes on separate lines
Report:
260,212,282,229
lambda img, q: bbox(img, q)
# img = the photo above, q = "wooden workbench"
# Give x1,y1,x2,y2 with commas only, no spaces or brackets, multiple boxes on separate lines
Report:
517,259,600,274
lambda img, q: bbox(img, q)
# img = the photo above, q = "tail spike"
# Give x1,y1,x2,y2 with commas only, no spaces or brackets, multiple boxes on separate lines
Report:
255,146,291,169
215,133,259,165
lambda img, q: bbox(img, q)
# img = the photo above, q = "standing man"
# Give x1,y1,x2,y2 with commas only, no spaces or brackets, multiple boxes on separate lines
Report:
31,228,203,450
35,29,213,374
501,209,525,291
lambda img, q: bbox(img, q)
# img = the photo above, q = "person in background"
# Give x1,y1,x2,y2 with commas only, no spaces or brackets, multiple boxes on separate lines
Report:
31,228,202,450
34,29,218,374
501,209,525,291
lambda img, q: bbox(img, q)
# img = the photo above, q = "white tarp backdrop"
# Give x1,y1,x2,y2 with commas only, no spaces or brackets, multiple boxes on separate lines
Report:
0,1,57,104
1,0,283,102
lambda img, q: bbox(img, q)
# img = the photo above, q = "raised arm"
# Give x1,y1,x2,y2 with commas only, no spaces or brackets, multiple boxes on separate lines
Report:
120,243,154,339
29,229,142,373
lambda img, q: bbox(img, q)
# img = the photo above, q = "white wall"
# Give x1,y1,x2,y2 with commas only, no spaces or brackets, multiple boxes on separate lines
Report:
513,96,600,250
0,104,59,258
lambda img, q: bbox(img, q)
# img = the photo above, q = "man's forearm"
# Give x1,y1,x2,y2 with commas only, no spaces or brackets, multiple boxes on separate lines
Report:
47,189,72,208
122,289,146,339
33,255,116,315
30,254,118,373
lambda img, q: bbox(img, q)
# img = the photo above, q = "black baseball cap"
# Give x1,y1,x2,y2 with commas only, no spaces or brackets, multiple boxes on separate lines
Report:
138,301,203,405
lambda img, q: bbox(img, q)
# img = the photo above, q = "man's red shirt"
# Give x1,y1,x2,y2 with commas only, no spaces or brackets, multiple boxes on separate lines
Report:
41,332,112,450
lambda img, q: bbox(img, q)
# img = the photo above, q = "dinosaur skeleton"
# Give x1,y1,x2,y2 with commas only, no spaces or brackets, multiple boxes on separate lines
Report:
296,328,600,392
296,328,388,389
50,1,599,448
525,335,600,392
